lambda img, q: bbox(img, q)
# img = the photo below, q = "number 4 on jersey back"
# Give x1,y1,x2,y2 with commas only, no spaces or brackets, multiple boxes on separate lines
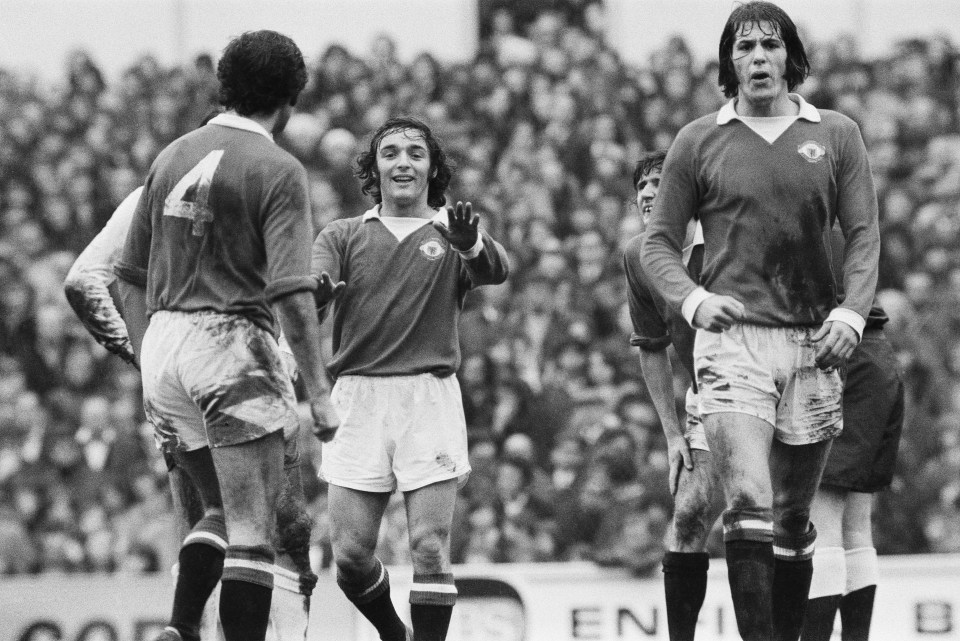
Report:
163,150,224,236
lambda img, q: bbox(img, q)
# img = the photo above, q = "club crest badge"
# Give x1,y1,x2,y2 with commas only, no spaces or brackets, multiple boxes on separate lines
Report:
420,239,446,260
797,140,826,163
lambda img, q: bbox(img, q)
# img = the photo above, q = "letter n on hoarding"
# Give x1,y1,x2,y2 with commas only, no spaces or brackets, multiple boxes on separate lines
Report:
618,607,657,635
915,601,952,634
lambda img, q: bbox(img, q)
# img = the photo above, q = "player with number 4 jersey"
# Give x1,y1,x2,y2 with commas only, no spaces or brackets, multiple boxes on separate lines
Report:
116,30,331,641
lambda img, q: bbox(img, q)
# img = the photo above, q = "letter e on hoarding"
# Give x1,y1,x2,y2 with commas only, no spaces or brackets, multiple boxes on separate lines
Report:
572,607,603,639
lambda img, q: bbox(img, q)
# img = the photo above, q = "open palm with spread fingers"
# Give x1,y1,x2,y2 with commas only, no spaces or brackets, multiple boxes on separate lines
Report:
432,201,479,251
316,271,346,305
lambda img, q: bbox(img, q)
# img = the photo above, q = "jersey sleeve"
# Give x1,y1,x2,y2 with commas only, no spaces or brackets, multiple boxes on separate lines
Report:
262,162,318,303
835,120,881,321
458,229,510,292
64,187,142,364
115,180,153,287
639,127,702,315
623,239,671,352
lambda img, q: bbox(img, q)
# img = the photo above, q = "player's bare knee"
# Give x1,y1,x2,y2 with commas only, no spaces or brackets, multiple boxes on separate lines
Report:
333,537,378,574
275,483,312,568
729,490,765,512
774,503,811,536
673,501,710,549
409,526,450,571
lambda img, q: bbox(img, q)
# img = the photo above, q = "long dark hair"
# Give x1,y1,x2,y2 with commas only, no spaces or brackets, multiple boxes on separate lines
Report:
355,116,454,208
717,1,810,99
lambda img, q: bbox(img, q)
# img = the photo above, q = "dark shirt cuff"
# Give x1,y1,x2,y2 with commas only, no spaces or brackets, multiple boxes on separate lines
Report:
630,334,671,351
265,275,318,303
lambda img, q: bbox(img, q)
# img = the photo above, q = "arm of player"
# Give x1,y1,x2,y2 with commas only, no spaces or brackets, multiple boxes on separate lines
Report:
433,201,509,287
812,123,881,370
63,188,144,367
638,348,692,496
275,290,338,443
116,279,149,362
65,267,137,367
639,134,702,312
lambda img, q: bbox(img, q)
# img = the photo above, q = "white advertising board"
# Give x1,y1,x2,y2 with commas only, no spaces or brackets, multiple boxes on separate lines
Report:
1,556,958,641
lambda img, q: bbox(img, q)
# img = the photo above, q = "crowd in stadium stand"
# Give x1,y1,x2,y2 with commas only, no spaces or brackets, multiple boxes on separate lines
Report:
2,1,960,575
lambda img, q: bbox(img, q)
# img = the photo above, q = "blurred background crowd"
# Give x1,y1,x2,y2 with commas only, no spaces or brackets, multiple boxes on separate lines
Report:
2,0,960,576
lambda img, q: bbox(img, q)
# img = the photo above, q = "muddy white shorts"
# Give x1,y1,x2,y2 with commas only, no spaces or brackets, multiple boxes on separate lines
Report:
694,323,843,445
320,373,471,493
140,310,299,454
684,387,710,451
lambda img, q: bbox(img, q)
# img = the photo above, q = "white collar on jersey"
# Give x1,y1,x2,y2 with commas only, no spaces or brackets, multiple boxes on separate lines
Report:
208,113,274,141
717,93,821,125
362,205,447,224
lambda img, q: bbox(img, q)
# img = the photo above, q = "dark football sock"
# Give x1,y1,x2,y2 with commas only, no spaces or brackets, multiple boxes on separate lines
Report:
338,558,408,641
169,543,225,641
410,604,454,641
725,540,775,641
840,585,876,641
662,551,709,641
219,544,275,641
219,580,272,641
773,557,813,641
410,573,457,641
803,595,842,641
773,525,817,641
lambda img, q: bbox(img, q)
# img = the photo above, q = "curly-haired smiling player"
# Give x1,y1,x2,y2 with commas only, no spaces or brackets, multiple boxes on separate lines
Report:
640,3,880,640
115,31,333,641
312,116,509,641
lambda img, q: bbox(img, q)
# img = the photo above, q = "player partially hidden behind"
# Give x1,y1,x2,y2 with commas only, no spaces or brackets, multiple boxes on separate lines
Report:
800,229,905,641
63,111,319,641
623,151,724,641
311,116,509,641
641,3,881,640
115,30,335,641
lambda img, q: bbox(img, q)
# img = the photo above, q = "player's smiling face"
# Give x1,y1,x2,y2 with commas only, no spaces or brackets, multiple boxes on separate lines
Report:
732,20,789,110
376,128,433,208
635,167,661,228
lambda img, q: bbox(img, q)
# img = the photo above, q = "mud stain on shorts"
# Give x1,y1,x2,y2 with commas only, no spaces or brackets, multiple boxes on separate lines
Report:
436,451,456,472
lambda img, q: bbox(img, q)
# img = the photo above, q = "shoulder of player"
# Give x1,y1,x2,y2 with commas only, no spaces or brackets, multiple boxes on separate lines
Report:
315,214,366,239
810,108,861,134
678,112,719,139
622,233,646,263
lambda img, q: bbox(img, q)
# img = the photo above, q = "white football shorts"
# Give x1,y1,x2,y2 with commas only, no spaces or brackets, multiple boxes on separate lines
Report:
684,387,710,451
320,373,471,493
694,323,843,445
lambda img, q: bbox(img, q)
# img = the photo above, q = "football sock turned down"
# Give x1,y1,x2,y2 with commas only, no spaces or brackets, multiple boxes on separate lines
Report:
840,547,878,641
219,545,275,641
723,508,775,641
772,524,816,641
169,513,227,641
801,546,846,641
338,557,408,641
410,572,457,641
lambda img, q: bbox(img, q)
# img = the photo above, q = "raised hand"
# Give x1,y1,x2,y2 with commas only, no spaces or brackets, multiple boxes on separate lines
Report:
315,271,346,305
432,201,479,251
